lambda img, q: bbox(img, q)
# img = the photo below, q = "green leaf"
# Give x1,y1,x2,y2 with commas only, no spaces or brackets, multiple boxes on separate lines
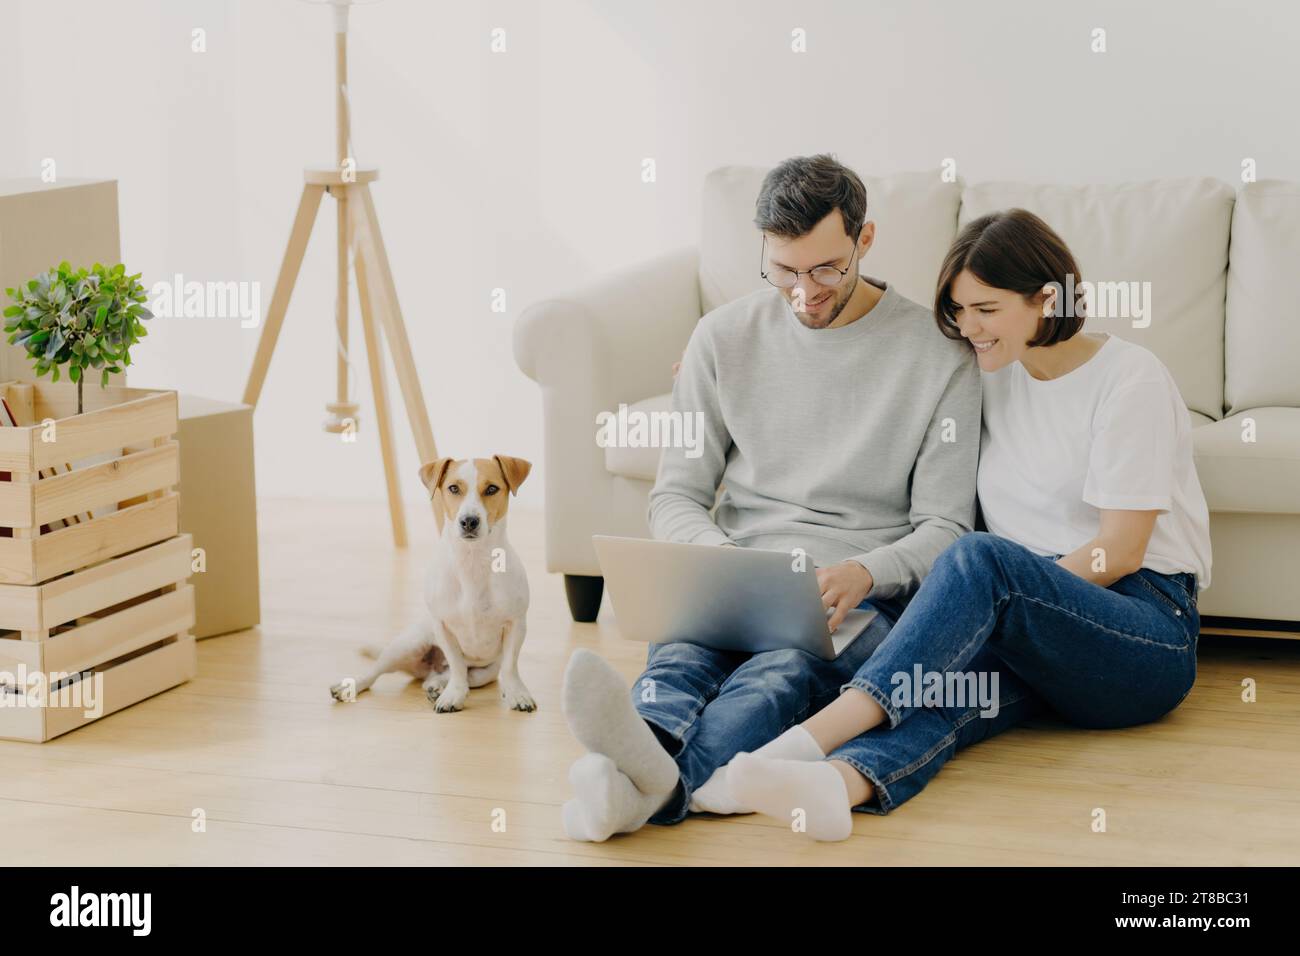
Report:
101,368,110,388
4,261,150,386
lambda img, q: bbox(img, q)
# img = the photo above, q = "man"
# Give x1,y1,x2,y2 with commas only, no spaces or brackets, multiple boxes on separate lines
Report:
560,154,980,840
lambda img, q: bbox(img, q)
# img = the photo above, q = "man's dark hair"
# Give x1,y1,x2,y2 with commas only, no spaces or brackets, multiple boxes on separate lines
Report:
934,208,1085,348
753,154,867,239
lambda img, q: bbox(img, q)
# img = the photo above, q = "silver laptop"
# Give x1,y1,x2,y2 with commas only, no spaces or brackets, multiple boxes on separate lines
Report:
592,535,878,660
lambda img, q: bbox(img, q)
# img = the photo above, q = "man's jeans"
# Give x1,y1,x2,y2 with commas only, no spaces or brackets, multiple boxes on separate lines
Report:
833,532,1199,814
633,595,908,825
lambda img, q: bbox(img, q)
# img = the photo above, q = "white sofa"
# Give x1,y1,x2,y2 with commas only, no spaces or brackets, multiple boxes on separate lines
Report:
514,167,1300,630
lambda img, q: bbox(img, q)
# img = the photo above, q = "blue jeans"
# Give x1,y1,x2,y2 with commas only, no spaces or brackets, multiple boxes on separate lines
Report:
832,532,1200,814
633,595,909,825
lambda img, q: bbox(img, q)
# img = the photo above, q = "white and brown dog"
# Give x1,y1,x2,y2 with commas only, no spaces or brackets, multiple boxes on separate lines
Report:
330,455,536,713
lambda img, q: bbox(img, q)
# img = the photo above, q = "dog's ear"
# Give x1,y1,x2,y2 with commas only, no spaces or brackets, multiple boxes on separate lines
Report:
418,458,454,496
493,455,532,496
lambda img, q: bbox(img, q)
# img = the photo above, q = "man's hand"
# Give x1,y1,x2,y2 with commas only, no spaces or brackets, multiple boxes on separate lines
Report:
816,561,874,633
671,348,686,378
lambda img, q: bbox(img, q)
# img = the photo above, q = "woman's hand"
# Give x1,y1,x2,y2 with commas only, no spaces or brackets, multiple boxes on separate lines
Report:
1057,509,1158,586
817,561,874,633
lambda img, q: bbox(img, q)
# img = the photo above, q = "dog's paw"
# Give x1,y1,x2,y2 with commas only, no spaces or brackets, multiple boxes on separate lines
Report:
500,680,537,713
423,673,450,703
434,684,468,713
330,680,356,703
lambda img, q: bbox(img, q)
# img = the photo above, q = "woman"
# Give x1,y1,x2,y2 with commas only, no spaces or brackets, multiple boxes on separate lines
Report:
715,208,1212,840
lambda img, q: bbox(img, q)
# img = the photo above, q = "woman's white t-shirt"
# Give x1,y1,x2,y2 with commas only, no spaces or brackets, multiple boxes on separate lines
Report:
977,333,1213,589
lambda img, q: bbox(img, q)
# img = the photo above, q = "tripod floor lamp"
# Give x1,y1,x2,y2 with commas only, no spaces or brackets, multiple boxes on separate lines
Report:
242,0,436,547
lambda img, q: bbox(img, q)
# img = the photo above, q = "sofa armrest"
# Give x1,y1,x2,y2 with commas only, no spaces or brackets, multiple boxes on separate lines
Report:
513,246,702,575
514,245,701,400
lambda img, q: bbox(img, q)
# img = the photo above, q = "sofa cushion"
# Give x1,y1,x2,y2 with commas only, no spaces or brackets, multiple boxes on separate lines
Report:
960,179,1234,421
700,166,961,314
1225,180,1300,415
1193,408,1300,514
604,392,671,481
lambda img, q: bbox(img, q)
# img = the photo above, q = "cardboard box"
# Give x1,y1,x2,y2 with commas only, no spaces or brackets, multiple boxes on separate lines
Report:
177,395,260,639
0,179,122,384
0,179,259,638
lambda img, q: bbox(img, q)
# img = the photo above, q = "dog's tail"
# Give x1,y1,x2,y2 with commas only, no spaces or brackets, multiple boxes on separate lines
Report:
359,642,384,660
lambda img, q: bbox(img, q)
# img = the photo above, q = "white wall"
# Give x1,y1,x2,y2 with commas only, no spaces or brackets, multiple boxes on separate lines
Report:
4,0,1297,508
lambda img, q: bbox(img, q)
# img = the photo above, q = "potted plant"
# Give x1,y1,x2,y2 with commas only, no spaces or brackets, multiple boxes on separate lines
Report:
3,261,152,415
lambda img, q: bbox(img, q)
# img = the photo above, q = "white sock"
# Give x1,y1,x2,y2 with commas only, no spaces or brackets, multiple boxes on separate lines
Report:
727,753,854,842
562,753,670,842
690,725,824,815
561,649,679,796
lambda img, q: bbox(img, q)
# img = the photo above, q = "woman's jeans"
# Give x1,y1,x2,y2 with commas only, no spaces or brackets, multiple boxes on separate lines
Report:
832,532,1200,814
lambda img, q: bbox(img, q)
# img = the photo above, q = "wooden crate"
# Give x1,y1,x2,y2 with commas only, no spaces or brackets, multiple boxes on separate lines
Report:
0,534,196,742
0,381,179,585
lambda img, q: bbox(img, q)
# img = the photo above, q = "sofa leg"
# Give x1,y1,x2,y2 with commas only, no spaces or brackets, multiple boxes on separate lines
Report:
565,575,604,622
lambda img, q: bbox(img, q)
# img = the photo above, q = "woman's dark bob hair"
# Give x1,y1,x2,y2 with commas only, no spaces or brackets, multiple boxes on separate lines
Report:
934,208,1085,348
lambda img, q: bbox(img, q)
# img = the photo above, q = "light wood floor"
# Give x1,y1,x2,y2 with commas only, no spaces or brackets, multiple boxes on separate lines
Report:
4,497,1299,866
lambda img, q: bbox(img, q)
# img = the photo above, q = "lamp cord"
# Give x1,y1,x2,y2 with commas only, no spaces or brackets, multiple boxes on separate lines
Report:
334,78,358,409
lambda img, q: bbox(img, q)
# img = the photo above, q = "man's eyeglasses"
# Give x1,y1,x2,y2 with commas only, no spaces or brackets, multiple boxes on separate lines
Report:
760,226,863,289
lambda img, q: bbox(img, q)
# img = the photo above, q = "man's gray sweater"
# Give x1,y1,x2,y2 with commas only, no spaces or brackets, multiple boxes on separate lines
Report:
647,277,981,601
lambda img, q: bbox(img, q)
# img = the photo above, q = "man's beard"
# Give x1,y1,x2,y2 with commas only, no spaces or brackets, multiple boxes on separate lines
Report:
797,273,857,329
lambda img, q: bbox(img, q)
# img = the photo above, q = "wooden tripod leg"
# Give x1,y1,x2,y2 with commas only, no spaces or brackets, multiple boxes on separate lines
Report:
350,195,407,547
354,184,438,464
242,183,326,407
335,186,350,413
